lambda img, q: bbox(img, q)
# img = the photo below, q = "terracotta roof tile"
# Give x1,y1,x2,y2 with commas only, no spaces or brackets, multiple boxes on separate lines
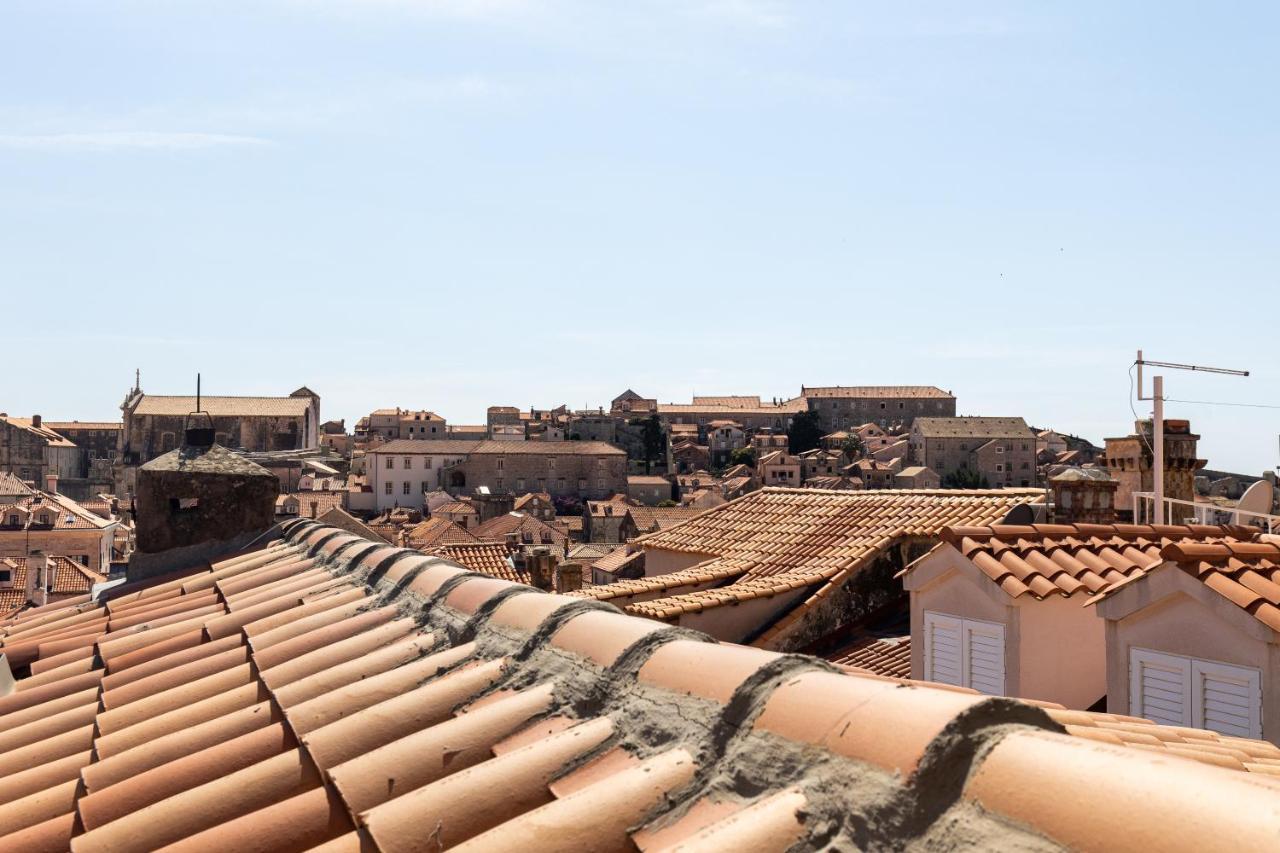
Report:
922,522,1258,600
1090,539,1280,632
0,520,1275,852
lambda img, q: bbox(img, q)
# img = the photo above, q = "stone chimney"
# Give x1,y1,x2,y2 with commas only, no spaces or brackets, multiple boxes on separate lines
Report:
528,547,556,591
555,560,583,593
45,474,58,494
31,414,41,428
131,432,278,580
28,552,49,607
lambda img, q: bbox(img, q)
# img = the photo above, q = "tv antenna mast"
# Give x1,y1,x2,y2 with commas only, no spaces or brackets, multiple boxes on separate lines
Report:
1134,350,1249,523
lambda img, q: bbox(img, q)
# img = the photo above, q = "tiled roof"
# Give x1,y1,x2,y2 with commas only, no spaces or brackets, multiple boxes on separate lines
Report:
801,385,953,399
41,422,121,432
638,487,1044,581
573,558,743,601
1091,539,1280,632
369,439,625,456
587,547,642,575
911,416,1033,438
473,512,567,548
428,542,516,580
0,523,1277,852
0,557,106,620
0,417,76,447
433,500,478,516
691,396,761,407
829,635,911,678
658,400,806,416
626,476,670,486
0,493,114,531
315,507,390,544
0,472,34,497
283,492,345,520
566,543,618,562
620,488,1044,632
627,505,705,534
555,515,584,532
131,395,312,418
405,517,479,549
513,492,552,510
932,523,1257,600
801,476,862,490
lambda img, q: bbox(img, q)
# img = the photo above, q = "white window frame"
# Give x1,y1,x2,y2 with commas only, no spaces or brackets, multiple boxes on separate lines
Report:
1129,647,1262,738
923,611,1006,696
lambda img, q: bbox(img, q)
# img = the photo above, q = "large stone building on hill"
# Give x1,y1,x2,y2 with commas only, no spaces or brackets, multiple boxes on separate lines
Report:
117,381,320,496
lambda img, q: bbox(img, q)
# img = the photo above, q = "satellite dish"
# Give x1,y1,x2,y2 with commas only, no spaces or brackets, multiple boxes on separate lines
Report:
1001,504,1039,525
1236,480,1274,522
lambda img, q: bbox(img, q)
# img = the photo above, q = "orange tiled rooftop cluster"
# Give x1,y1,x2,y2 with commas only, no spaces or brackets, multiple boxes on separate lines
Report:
1,520,1279,851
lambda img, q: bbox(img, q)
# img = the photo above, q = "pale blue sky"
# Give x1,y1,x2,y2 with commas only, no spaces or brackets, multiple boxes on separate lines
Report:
3,2,1277,473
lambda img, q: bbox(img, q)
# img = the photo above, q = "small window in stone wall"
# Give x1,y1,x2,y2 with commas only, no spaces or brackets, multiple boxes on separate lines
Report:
169,497,199,512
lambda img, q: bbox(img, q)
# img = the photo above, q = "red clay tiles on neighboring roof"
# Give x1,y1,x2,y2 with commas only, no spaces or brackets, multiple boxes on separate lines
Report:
1090,538,1280,632
0,520,1278,852
937,522,1259,600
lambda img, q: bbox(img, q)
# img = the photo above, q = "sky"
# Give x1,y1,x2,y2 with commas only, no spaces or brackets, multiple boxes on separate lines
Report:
2,1,1277,473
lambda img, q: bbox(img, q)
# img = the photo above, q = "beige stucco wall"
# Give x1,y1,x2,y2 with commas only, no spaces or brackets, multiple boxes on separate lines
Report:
1017,593,1106,709
1100,572,1280,742
909,557,1012,689
642,548,719,578
907,546,1106,708
675,588,807,643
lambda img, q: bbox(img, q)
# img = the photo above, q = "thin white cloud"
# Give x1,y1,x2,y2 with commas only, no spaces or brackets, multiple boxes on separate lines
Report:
0,132,272,151
689,0,789,29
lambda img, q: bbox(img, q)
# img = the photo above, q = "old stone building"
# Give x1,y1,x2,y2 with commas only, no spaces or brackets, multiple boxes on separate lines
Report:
1050,467,1119,524
0,414,80,491
1101,419,1206,520
357,408,446,441
0,489,118,574
803,386,956,432
118,384,320,495
365,439,627,511
41,421,121,500
909,416,1037,487
133,439,278,563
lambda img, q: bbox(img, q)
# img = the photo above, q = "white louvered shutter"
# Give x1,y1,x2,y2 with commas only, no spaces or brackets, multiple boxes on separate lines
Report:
963,619,1006,696
923,612,963,687
1130,648,1192,727
1192,659,1262,739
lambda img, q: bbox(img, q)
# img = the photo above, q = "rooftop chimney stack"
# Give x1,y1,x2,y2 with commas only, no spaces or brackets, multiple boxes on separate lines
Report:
31,414,41,428
45,474,58,494
555,560,583,593
28,552,49,607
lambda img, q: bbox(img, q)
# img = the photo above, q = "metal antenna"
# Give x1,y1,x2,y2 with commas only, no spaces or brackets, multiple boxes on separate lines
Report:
196,373,201,413
1134,350,1249,523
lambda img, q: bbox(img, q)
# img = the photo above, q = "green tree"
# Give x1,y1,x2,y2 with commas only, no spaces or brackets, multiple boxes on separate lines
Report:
640,414,665,474
657,499,678,508
786,410,824,455
942,466,990,489
729,447,756,468
840,435,865,459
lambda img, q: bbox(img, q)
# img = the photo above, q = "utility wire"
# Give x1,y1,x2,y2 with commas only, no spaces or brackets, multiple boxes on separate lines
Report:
1163,398,1280,410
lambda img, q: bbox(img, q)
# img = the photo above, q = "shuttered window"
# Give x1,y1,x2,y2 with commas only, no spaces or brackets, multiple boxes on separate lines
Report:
1130,648,1262,739
923,612,1005,695
923,612,963,687
1192,659,1262,738
964,620,1006,696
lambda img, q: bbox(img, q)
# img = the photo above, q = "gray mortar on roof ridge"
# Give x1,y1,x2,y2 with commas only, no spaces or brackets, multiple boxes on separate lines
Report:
279,522,1065,852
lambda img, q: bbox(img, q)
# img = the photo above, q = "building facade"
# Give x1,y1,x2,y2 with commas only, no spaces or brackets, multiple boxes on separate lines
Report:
118,384,320,495
365,439,627,511
909,417,1037,488
802,386,956,432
